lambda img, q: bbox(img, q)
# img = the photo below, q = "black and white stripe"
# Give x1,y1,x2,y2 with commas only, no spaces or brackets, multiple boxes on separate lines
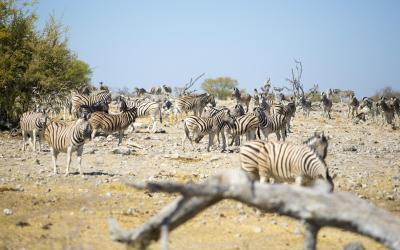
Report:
348,93,359,118
240,132,333,191
44,117,92,176
89,102,137,145
378,97,395,125
183,108,234,152
175,93,216,118
71,90,111,117
117,96,162,132
253,107,287,141
20,111,50,151
225,113,259,146
320,92,332,119
360,97,380,122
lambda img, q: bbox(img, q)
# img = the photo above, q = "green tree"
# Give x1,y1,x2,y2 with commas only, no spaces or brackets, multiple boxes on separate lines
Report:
201,77,238,100
0,0,91,125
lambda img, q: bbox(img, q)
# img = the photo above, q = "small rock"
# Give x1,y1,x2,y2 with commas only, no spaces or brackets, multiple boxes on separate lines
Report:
343,146,357,152
386,195,395,201
3,208,12,215
80,207,88,212
254,227,262,233
106,135,114,141
106,192,113,197
111,147,131,155
94,136,106,142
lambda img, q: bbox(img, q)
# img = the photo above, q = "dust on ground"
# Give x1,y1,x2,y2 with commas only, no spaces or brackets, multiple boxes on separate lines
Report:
1,102,400,250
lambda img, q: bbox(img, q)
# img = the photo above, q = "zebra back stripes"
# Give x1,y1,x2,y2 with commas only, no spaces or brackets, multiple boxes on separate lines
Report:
175,93,216,117
240,132,333,191
20,111,50,151
183,108,234,151
253,107,287,141
89,106,137,145
44,117,92,175
72,90,111,117
225,113,259,146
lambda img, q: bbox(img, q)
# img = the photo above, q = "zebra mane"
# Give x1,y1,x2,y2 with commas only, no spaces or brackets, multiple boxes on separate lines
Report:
303,132,329,162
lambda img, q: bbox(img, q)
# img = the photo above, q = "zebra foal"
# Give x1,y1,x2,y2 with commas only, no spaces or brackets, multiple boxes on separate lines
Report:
20,111,50,151
240,132,333,191
44,116,92,176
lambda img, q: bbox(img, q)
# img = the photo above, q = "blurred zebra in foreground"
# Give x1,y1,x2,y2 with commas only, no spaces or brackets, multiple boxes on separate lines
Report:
71,90,111,118
20,111,50,151
44,116,92,176
116,96,162,132
183,108,234,152
240,132,333,191
253,107,287,141
89,100,137,145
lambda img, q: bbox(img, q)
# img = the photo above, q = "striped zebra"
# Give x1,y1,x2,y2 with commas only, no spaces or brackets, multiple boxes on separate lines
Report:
79,101,109,117
240,132,333,191
71,90,111,118
391,97,400,123
20,111,50,151
320,92,332,119
44,116,92,176
272,101,296,133
232,87,252,112
298,96,312,117
231,103,245,117
117,96,162,132
225,113,259,146
378,97,395,125
175,93,216,118
348,93,359,118
360,97,380,122
183,108,234,152
89,102,138,145
253,107,287,141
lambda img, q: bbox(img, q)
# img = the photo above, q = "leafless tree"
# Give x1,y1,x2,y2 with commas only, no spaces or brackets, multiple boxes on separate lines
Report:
175,73,205,96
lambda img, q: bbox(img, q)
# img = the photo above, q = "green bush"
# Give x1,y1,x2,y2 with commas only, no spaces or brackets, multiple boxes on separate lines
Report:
201,77,238,100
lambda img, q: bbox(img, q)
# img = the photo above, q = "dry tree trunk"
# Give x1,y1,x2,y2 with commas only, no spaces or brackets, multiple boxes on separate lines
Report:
108,170,400,250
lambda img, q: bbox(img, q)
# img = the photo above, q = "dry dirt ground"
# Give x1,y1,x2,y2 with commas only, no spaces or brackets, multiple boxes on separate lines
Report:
1,100,400,250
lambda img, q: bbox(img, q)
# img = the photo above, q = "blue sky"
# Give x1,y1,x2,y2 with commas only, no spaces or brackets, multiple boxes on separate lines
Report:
36,0,400,97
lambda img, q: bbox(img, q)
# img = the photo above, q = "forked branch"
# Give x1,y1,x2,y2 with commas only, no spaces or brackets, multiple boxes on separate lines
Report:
109,170,400,250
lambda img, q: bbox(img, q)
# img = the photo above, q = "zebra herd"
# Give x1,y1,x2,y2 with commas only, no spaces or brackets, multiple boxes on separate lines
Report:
17,85,399,191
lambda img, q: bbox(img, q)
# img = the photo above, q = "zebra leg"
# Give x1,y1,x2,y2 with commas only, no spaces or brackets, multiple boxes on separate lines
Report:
91,129,97,141
22,130,26,151
207,133,215,152
77,146,84,177
32,130,37,151
118,130,123,146
65,146,72,176
38,132,43,152
221,131,227,151
51,148,58,174
295,176,304,186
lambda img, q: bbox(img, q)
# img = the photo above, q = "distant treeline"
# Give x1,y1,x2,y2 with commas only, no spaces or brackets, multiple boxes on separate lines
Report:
0,0,92,124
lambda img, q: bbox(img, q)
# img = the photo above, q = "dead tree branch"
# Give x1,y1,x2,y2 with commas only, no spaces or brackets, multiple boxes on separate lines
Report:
109,170,400,250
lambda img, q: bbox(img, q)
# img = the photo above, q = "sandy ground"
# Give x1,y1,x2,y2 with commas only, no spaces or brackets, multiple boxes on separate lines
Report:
1,101,400,250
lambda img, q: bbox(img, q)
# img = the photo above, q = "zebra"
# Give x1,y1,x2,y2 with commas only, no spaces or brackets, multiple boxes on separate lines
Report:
240,131,333,191
231,103,246,117
253,107,287,141
44,116,92,176
253,89,260,107
320,92,332,119
360,97,380,122
232,87,252,112
348,93,359,118
117,96,162,132
174,93,216,119
183,108,234,152
225,113,259,146
79,101,109,117
20,111,50,151
89,101,138,145
272,101,296,133
71,90,111,118
378,97,395,125
258,94,273,115
390,97,400,123
298,96,312,117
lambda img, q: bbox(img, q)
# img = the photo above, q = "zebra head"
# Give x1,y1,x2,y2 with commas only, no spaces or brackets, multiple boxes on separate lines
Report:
205,94,216,107
37,112,50,129
304,131,330,161
231,103,245,117
76,116,92,139
221,109,235,126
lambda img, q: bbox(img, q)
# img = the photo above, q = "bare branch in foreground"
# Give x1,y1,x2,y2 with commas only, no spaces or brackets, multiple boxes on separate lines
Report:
109,170,400,250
